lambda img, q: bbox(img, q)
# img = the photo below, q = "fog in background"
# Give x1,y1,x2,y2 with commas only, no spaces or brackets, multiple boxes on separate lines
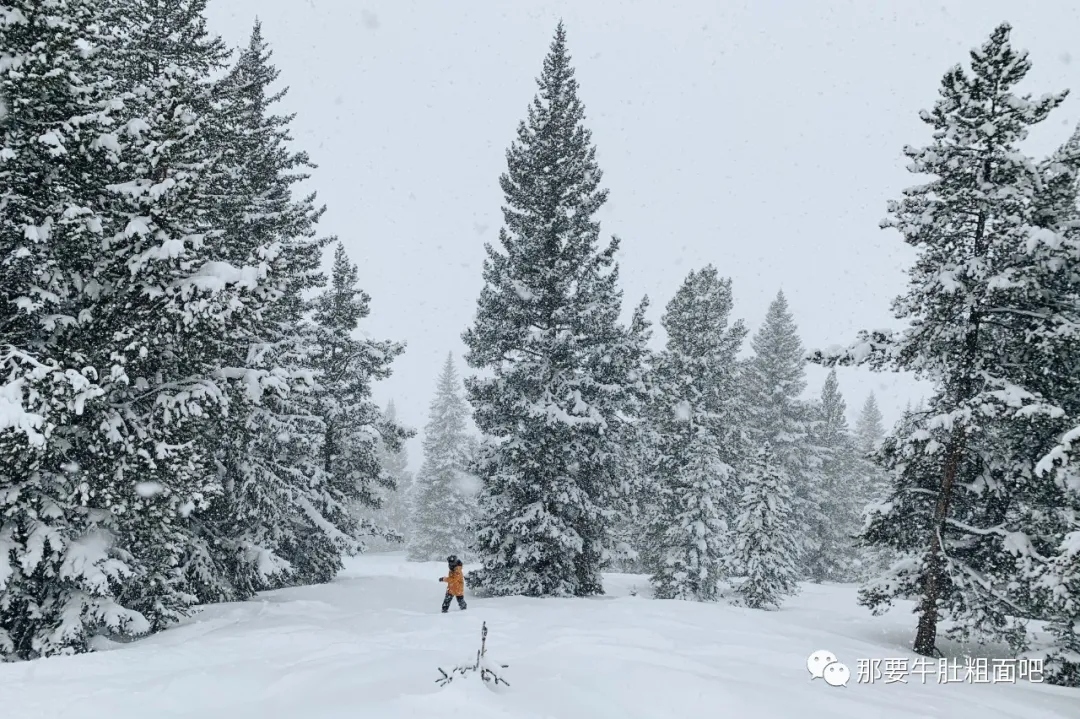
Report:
205,1,1080,467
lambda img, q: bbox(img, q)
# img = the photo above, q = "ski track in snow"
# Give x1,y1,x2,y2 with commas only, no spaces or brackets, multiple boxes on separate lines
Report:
0,553,1075,718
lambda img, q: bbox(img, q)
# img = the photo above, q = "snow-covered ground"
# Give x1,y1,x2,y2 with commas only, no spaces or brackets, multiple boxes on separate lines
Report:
0,553,1075,718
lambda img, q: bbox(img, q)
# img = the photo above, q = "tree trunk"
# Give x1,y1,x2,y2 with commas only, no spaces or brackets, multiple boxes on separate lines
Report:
912,182,989,656
913,423,966,656
913,310,981,657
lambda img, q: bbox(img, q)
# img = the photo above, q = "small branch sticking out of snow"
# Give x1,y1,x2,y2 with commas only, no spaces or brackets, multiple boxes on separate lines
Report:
435,621,510,688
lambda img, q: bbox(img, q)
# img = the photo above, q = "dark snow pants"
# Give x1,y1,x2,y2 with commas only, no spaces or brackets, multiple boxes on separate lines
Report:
442,592,467,612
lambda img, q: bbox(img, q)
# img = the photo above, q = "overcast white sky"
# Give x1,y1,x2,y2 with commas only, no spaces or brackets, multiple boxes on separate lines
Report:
205,1,1080,468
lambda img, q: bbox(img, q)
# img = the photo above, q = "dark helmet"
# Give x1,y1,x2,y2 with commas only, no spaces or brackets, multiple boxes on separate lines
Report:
447,555,459,565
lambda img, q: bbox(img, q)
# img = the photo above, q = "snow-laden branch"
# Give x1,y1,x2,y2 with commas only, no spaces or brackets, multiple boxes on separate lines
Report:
805,329,897,368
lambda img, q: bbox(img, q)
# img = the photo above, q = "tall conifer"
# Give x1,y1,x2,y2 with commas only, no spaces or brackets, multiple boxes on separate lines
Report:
462,23,648,597
809,24,1071,657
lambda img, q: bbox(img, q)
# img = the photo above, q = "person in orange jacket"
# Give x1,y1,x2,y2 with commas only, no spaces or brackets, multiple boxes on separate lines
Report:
440,555,467,613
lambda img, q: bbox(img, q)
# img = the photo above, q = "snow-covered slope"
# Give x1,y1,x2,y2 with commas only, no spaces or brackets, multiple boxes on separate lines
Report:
0,553,1074,718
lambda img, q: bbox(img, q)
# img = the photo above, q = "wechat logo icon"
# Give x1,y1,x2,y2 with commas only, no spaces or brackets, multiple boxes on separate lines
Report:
807,650,850,687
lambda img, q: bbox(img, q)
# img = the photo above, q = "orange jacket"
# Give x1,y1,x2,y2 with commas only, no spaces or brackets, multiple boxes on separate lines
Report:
441,565,464,596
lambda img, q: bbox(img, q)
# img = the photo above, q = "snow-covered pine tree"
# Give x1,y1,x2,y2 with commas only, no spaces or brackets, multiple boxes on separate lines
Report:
184,24,410,593
67,0,264,632
742,290,819,575
855,394,885,455
1,0,408,657
733,443,800,609
358,400,413,551
174,19,334,601
641,267,748,600
382,401,414,544
311,250,411,566
0,0,147,659
807,24,1072,657
856,402,944,608
409,353,480,562
1003,121,1080,686
462,22,649,597
852,392,894,581
4,0,274,655
743,292,807,451
602,303,655,575
802,370,862,583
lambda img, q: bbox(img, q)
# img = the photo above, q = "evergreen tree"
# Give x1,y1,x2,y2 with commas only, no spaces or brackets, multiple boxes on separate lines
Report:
380,401,414,543
852,392,894,581
178,20,333,602
854,394,885,455
1040,533,1080,686
732,444,800,609
642,267,747,600
3,0,282,655
304,246,410,574
802,371,862,583
1010,121,1080,685
0,0,140,658
856,403,953,616
73,0,263,631
808,24,1071,657
409,353,479,562
744,291,807,455
1,1,410,659
462,22,649,597
743,290,819,574
605,316,657,575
